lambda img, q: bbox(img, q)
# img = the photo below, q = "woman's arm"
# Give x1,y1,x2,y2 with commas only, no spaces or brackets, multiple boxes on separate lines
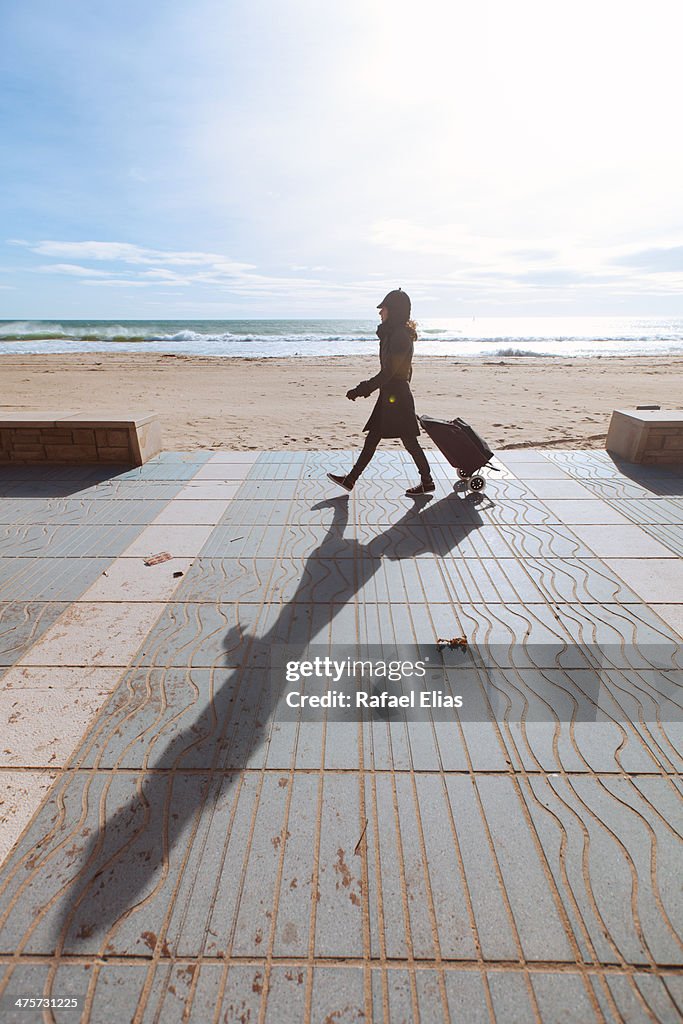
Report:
354,329,412,396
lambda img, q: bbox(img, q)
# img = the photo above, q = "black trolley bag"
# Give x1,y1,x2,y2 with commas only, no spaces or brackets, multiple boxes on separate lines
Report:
418,415,495,492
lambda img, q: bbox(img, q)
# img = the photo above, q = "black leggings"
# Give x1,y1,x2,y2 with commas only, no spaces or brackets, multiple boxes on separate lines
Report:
348,429,432,484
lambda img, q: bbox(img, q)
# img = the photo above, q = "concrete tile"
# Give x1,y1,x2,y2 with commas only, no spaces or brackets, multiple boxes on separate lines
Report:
604,974,683,1024
132,601,262,668
503,462,573,479
151,450,213,462
579,477,659,500
523,479,598,499
523,775,683,966
0,601,70,666
437,556,546,604
121,524,215,558
215,966,267,1023
71,667,246,771
201,524,289,558
545,449,613,464
492,666,680,773
279,522,358,560
112,463,201,481
495,524,593,557
610,497,683,526
444,973,491,1024
0,673,121,767
603,559,683,604
214,498,295,527
0,961,96,1017
523,557,641,603
524,778,667,962
207,451,260,462
78,557,195,601
433,524,522,558
476,776,575,961
230,773,292,956
270,774,319,957
531,975,600,1023
0,523,142,558
179,557,270,603
493,449,552,462
0,770,57,866
413,970,447,1020
411,776,478,957
269,557,357,604
354,522,452,560
651,604,683,638
197,774,262,956
546,452,624,478
440,776,520,959
79,481,186,500
479,499,556,526
447,601,573,648
304,449,358,465
237,479,298,500
262,966,307,1023
541,499,633,525
18,602,165,667
636,523,683,556
1,664,121,692
177,482,242,501
0,497,169,526
0,556,113,601
140,961,217,1022
557,603,682,670
151,499,234,525
349,494,481,526
246,462,303,481
1,964,147,1019
192,462,255,480
487,974,536,1021
0,770,207,956
569,524,677,558
313,775,364,957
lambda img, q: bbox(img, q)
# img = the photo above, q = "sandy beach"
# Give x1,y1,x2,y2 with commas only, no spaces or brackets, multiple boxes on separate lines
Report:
2,352,682,452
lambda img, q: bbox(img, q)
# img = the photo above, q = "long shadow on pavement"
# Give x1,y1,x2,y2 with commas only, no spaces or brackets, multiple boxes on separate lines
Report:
47,489,485,956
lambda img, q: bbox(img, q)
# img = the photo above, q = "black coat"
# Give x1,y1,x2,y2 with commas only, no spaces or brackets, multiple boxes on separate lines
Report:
356,323,420,439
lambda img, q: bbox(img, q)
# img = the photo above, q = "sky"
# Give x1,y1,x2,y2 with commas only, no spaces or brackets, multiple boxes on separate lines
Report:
1,0,683,319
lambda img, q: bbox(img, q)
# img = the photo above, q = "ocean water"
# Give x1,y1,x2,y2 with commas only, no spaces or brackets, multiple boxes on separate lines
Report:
1,316,683,358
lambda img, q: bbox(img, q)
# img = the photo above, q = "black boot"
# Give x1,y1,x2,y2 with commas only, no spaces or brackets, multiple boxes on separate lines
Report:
405,477,435,495
327,472,354,492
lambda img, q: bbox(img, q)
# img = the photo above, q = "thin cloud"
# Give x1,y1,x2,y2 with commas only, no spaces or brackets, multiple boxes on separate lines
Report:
16,239,257,272
17,239,388,305
370,219,683,300
36,263,122,278
614,246,683,272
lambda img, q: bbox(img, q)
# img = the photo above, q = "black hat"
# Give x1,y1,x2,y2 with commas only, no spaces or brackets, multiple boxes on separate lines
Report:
377,288,411,320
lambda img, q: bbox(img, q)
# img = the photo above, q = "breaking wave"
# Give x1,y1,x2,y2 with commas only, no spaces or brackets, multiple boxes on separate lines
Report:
2,317,683,357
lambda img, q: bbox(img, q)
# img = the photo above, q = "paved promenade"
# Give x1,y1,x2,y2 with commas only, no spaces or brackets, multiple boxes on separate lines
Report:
0,448,681,1023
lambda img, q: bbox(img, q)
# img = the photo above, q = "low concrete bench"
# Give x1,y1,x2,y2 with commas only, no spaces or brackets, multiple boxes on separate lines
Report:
606,408,683,465
0,412,162,466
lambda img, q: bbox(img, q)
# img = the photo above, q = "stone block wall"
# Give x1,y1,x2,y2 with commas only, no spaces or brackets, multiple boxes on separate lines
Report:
0,414,161,465
606,409,683,465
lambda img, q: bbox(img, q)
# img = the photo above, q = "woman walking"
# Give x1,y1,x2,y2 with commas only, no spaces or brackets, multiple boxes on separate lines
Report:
327,288,435,495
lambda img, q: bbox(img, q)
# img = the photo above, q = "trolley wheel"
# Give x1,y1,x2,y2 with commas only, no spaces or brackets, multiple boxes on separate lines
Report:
469,475,486,492
456,468,470,480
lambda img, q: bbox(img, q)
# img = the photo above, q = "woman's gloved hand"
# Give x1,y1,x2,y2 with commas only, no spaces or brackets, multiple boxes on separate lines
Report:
347,381,371,400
